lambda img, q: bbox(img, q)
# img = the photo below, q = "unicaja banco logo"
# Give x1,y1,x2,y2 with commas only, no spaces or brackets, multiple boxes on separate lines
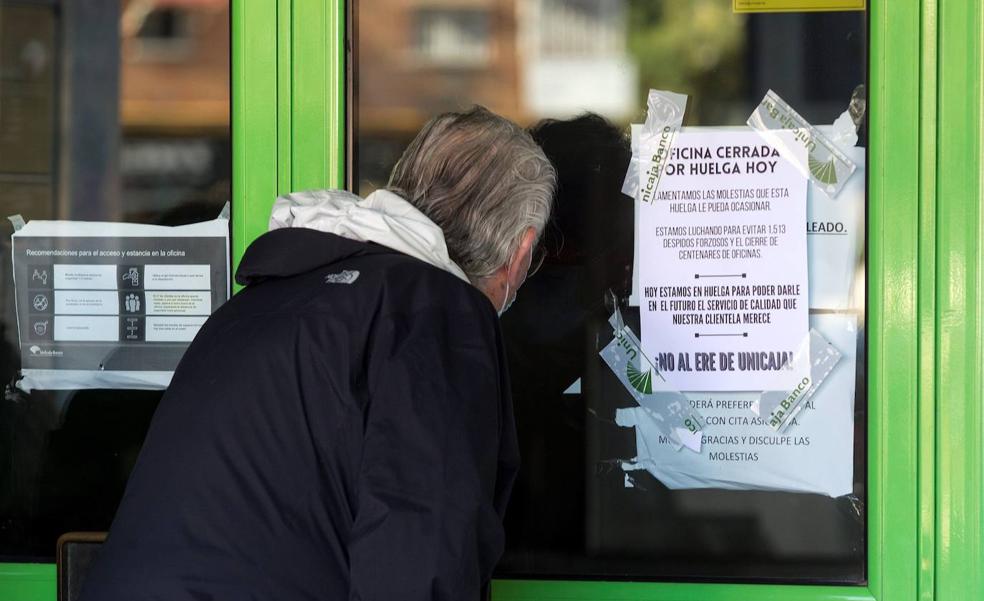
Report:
626,360,654,395
808,153,838,185
616,330,654,395
28,344,62,357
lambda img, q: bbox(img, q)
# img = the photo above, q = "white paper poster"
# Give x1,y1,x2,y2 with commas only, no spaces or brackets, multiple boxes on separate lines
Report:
806,134,865,310
637,130,809,392
11,216,229,391
631,125,866,312
616,313,857,497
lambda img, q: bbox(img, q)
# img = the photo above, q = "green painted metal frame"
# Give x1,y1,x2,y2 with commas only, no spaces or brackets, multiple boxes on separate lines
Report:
934,1,984,601
0,565,54,601
232,0,346,284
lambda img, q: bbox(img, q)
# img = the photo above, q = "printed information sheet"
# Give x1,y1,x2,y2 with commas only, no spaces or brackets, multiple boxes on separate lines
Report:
11,217,229,391
638,129,809,391
617,313,856,497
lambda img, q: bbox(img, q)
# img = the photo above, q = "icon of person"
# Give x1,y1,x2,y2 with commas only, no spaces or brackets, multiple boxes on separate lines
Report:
125,294,140,313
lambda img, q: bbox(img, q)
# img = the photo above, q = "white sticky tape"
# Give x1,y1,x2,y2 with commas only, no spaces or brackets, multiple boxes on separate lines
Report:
7,215,26,232
599,308,705,451
751,327,842,432
621,90,688,203
747,89,858,198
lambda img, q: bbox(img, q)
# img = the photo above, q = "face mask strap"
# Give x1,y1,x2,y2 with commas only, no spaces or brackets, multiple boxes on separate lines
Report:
498,281,511,316
498,235,535,317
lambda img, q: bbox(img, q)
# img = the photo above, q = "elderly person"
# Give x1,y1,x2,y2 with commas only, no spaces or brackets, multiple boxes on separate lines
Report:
79,107,556,601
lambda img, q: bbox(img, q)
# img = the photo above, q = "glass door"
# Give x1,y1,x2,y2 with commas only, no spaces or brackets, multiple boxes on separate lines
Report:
353,0,868,587
348,0,932,600
0,0,231,563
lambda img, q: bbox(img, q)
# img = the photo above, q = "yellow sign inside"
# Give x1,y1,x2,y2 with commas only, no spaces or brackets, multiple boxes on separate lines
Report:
734,0,865,12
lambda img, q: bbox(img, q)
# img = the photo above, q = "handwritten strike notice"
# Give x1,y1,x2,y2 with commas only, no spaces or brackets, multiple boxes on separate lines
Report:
639,130,809,391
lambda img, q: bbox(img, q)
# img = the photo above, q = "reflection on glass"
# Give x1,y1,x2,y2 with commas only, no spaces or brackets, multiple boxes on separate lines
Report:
0,0,230,561
356,0,867,584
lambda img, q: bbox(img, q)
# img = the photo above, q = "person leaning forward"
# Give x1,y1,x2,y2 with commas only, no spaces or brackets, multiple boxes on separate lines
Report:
78,107,556,601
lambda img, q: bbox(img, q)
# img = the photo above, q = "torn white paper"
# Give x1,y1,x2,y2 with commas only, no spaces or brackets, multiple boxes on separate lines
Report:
599,310,705,452
616,313,856,497
807,127,865,310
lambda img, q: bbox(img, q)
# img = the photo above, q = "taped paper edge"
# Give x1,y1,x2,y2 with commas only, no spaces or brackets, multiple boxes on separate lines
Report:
18,369,172,392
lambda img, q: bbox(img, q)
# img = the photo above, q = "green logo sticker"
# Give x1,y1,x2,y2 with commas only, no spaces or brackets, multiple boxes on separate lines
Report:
808,154,838,185
626,360,654,394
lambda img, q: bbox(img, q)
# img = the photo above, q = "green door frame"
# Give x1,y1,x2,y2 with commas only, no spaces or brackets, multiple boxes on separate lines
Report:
934,0,984,598
1,1,981,600
231,0,346,280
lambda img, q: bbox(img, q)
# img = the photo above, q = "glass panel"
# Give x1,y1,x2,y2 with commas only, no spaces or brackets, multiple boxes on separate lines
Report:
0,0,230,561
355,0,867,584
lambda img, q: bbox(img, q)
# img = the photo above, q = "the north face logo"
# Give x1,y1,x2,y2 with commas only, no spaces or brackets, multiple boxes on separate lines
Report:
324,270,360,285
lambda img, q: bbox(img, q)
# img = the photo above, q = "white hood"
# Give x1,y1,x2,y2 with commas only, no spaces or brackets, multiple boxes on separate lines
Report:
268,188,470,283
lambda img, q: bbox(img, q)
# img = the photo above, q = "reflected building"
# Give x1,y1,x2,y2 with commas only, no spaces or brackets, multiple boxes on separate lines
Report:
356,0,638,193
0,1,230,224
119,0,231,223
519,0,637,120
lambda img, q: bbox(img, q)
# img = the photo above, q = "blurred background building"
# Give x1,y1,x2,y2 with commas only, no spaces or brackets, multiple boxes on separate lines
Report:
2,0,859,214
353,0,861,194
118,0,230,222
0,0,230,226
355,0,642,190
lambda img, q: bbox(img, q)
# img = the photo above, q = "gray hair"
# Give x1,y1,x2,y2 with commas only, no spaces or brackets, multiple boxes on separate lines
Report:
387,106,556,283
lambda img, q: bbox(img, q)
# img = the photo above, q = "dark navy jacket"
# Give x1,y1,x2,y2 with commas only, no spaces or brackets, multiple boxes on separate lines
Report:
79,228,519,601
